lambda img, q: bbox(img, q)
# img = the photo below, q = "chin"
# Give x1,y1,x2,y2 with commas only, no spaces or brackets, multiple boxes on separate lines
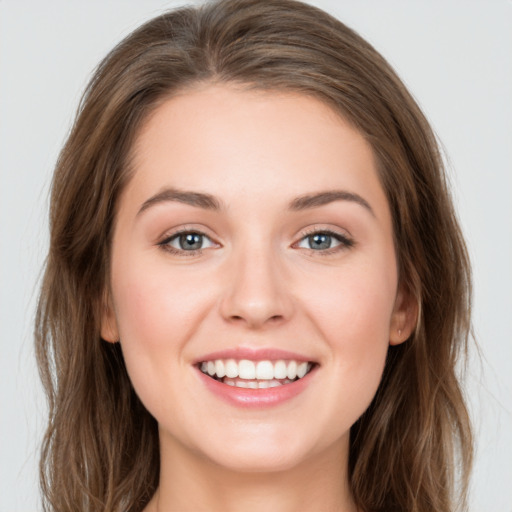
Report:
208,445,308,474
195,423,327,474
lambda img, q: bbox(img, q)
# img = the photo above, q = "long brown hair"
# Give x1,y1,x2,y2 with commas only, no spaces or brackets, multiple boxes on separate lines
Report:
35,1,473,510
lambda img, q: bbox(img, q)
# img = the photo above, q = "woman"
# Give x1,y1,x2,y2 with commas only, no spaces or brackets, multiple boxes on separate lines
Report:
35,0,473,510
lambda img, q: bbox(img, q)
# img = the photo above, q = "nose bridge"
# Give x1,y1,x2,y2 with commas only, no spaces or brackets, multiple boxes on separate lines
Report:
219,233,293,328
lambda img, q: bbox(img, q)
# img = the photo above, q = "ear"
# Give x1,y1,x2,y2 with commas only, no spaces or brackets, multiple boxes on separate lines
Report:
100,289,119,343
389,284,418,346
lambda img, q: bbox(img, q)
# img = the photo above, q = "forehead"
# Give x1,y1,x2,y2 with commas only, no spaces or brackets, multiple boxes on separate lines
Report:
122,84,389,220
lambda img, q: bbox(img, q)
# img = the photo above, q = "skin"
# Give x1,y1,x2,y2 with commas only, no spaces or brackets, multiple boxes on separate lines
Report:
102,84,416,512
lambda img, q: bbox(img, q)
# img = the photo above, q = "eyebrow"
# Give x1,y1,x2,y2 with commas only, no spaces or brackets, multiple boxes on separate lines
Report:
288,190,374,216
138,188,223,215
137,187,374,216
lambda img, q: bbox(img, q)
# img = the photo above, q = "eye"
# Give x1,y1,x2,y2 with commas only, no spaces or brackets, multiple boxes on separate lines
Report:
296,229,353,253
159,230,216,255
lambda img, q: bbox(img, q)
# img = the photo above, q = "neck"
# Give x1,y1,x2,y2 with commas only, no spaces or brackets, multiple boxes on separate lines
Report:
145,430,358,512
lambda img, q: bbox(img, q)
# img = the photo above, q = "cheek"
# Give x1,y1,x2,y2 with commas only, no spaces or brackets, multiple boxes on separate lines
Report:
109,253,214,404
112,252,210,345
300,260,396,408
304,261,396,345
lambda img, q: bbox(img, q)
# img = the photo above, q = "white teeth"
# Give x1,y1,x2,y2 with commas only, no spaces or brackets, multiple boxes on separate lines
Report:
256,360,274,380
239,359,256,379
287,360,297,379
200,358,314,382
274,360,287,379
297,361,308,378
215,360,225,378
217,379,291,389
225,359,238,378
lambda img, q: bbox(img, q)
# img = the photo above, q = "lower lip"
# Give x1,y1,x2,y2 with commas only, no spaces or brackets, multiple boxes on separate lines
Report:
196,366,317,408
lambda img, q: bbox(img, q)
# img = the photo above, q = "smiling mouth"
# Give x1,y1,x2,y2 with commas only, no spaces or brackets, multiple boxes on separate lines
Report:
198,358,315,389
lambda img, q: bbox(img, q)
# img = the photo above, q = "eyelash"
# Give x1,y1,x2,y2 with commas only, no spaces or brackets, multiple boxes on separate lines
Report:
296,228,354,256
158,228,215,257
158,227,354,257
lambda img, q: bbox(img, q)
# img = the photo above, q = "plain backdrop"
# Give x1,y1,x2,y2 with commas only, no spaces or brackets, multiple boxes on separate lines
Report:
1,1,511,510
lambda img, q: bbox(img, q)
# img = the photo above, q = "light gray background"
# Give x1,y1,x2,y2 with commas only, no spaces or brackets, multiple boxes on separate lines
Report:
1,1,511,510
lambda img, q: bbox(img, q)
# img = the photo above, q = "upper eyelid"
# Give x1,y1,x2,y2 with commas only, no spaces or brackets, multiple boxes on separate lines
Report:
159,225,215,242
297,225,353,241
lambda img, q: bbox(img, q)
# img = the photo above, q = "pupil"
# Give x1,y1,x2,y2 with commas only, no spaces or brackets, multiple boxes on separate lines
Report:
180,233,202,250
310,233,331,250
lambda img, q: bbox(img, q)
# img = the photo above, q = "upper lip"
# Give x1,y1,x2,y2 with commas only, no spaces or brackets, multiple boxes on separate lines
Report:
193,347,317,364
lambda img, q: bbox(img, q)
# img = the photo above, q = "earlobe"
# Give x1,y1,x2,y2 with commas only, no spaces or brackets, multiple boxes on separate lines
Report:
100,291,119,343
389,286,418,346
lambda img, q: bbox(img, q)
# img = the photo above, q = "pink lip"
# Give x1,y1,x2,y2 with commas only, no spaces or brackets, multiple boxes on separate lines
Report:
195,364,318,409
193,347,314,364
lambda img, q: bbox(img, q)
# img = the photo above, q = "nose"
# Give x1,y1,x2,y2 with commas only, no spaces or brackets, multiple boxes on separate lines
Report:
219,243,294,329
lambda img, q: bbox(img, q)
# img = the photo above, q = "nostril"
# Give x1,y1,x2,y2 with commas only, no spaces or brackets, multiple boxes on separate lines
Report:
227,312,284,328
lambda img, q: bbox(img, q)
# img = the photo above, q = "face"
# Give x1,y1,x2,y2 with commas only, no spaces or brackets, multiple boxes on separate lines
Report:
102,85,413,473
